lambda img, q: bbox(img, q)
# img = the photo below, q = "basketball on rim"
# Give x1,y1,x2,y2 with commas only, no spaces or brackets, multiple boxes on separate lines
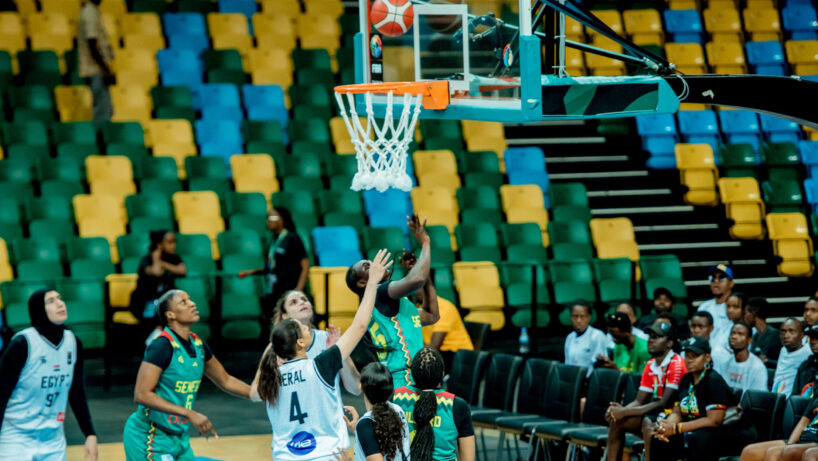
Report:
370,0,414,37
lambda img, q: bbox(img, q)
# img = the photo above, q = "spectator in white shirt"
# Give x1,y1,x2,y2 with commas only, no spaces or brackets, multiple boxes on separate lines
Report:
696,265,734,350
607,302,649,349
713,321,768,391
773,318,811,395
709,292,749,357
689,311,714,341
564,301,608,378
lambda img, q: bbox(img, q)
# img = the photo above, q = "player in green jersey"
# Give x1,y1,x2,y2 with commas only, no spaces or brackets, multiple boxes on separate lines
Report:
122,289,252,460
345,215,439,389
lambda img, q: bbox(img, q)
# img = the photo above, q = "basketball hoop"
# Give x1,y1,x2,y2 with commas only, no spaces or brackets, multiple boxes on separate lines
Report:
334,81,449,192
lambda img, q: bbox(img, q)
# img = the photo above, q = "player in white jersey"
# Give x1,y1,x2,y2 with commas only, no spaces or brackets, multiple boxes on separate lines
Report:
251,248,391,460
0,289,98,461
350,362,410,461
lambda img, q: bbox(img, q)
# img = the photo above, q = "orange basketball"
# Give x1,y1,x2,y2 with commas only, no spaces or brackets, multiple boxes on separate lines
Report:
370,0,414,37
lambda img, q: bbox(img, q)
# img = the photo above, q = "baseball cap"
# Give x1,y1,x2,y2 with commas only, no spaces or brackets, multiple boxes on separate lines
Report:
652,287,676,302
806,325,818,339
646,321,675,338
681,336,711,355
708,264,734,280
606,312,631,330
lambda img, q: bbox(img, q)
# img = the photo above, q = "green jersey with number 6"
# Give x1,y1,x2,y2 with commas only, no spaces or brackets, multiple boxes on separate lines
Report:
368,296,424,389
138,327,205,434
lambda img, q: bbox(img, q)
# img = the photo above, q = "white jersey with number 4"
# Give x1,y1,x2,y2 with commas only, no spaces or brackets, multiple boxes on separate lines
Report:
266,347,348,460
0,327,76,458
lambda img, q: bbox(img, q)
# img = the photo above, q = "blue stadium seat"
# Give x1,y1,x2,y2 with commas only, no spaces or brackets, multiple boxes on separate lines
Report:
800,141,818,172
782,5,818,40
195,119,244,163
241,84,288,127
368,211,409,232
719,110,761,151
312,226,363,266
663,10,704,44
636,114,679,168
745,41,787,76
218,0,257,33
161,69,204,89
163,13,207,37
504,147,546,173
363,189,412,218
167,34,210,54
195,83,241,110
677,110,721,152
804,178,818,211
158,48,204,75
201,105,245,123
759,114,802,144
507,170,551,208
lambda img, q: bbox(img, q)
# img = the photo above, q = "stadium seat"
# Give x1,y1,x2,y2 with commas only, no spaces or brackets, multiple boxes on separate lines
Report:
308,266,359,317
452,261,505,330
636,114,679,167
311,226,362,267
719,110,761,150
765,212,813,276
622,9,664,46
782,5,818,40
110,85,153,122
718,177,766,239
550,258,597,307
675,143,720,206
760,115,801,144
677,109,720,151
230,154,280,202
663,10,704,44
663,43,706,74
411,186,459,237
704,8,743,42
163,12,207,36
785,40,818,75
55,86,93,121
743,8,782,41
745,41,787,76
706,41,747,74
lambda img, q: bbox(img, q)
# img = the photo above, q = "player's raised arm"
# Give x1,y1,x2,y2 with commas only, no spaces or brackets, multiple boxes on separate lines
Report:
203,356,251,399
336,249,392,359
386,215,430,300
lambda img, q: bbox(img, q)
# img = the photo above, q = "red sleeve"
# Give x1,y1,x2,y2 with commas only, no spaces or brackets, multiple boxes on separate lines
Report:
639,361,654,393
665,356,687,390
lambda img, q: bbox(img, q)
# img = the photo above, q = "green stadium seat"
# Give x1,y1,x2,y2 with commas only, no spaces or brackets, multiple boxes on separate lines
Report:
228,214,269,243
0,158,35,184
67,237,112,262
718,143,758,178
218,229,263,257
10,85,53,111
16,260,63,283
502,263,551,327
362,226,406,253
0,224,22,248
185,156,228,180
18,50,60,74
246,140,286,158
326,155,358,176
29,219,74,248
460,151,501,173
139,178,183,198
9,145,51,169
593,257,634,303
41,180,85,201
56,143,101,167
151,86,194,109
13,238,62,264
102,121,145,146
13,107,55,124
207,69,247,86
226,192,267,217
155,106,197,123
129,217,174,235
178,0,215,13
41,157,82,183
116,233,150,262
420,119,462,140
54,121,97,145
295,68,335,88
280,152,323,178
552,205,592,224
291,140,332,161
460,208,503,226
203,49,244,72
328,174,355,192
761,142,800,167
289,84,332,109
550,258,596,305
1,281,50,332
282,176,325,194
456,222,500,249
459,246,502,264
464,172,504,189
0,198,22,227
549,220,591,245
143,157,181,181
457,186,501,211
132,0,169,13
422,225,456,267
273,190,317,215
293,105,333,122
552,242,594,260
3,120,50,146
644,277,688,302
189,178,231,202
500,222,543,248
549,182,589,208
762,179,805,213
0,50,12,91
318,190,363,215
105,145,149,179
243,120,286,145
290,118,331,144
28,197,72,222
57,279,106,348
292,49,332,71
323,212,366,233
70,259,115,279
126,194,173,221
505,244,548,264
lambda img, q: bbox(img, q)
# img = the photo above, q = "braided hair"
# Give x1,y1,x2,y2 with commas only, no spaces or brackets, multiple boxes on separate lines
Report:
361,363,405,461
409,347,445,461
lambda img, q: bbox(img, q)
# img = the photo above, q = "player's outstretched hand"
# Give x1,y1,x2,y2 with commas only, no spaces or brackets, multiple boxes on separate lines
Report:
84,434,98,461
343,405,359,432
326,324,341,347
408,214,429,245
368,249,392,285
398,249,417,271
189,411,218,440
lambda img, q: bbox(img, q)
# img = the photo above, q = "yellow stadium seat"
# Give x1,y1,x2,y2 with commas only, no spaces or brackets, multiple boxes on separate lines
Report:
706,41,747,74
416,172,462,190
382,45,415,82
411,186,458,214
704,8,743,42
106,273,140,325
587,10,624,39
743,8,782,41
766,213,814,277
668,0,698,9
565,16,584,42
747,0,775,7
120,12,162,36
463,310,505,331
0,262,12,307
111,85,153,122
505,208,549,239
30,35,74,67
785,40,818,75
40,0,81,25
330,116,365,154
77,218,126,263
232,176,280,205
675,143,719,206
452,261,505,309
308,267,359,316
245,47,291,74
564,47,587,76
172,191,222,221
0,238,8,264
326,315,354,332
122,34,166,53
596,240,641,262
590,217,636,246
297,14,341,40
101,13,120,46
100,0,127,18
113,48,158,81
500,185,545,212
0,12,25,72
623,9,664,46
664,43,707,74
177,217,225,259
86,155,133,183
89,179,137,202
149,120,197,167
27,12,73,39
254,14,297,51
585,39,628,76
304,0,345,19
462,120,505,141
212,34,254,56
73,194,127,225
231,153,277,181
14,0,36,17
718,177,766,239
413,150,457,177
708,0,738,8
208,13,253,54
251,69,294,92
261,0,301,17
55,85,93,122
465,138,508,170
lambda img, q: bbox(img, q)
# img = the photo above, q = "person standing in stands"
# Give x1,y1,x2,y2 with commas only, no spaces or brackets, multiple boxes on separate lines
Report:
696,265,734,352
0,289,98,461
647,337,757,461
597,312,651,374
345,215,440,389
637,287,689,339
605,321,686,461
564,300,608,378
793,326,818,398
745,297,781,368
132,230,186,345
772,318,811,395
76,0,113,122
713,321,768,391
239,207,310,321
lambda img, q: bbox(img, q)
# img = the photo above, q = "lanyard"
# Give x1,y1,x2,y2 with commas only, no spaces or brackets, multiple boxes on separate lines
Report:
267,229,288,270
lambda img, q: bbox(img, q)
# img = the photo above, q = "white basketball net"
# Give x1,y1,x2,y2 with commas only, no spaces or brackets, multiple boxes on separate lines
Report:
334,90,422,192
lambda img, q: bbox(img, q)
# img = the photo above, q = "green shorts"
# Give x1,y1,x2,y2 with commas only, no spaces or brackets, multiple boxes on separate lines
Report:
123,411,194,461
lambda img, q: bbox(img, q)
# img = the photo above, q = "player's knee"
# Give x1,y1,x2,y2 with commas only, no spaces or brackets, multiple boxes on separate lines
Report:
781,446,805,461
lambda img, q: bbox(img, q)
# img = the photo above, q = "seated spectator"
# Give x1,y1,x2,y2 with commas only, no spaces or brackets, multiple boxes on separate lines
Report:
773,318,811,395
647,337,757,461
689,311,714,340
130,230,186,344
745,297,780,368
713,321,768,391
608,302,648,349
806,298,818,339
597,312,651,374
793,326,818,397
740,389,818,460
710,292,749,356
637,288,689,338
564,300,607,378
605,321,686,461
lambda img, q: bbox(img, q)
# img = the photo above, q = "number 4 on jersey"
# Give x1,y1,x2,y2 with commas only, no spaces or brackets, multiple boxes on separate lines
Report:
289,391,308,424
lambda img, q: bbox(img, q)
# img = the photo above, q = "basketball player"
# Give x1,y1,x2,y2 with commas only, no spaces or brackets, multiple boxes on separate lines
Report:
392,347,475,461
0,289,98,461
254,249,391,460
345,215,439,389
352,362,410,461
122,289,251,460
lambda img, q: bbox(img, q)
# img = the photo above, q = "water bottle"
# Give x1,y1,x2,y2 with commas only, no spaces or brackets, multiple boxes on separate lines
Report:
519,327,530,355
